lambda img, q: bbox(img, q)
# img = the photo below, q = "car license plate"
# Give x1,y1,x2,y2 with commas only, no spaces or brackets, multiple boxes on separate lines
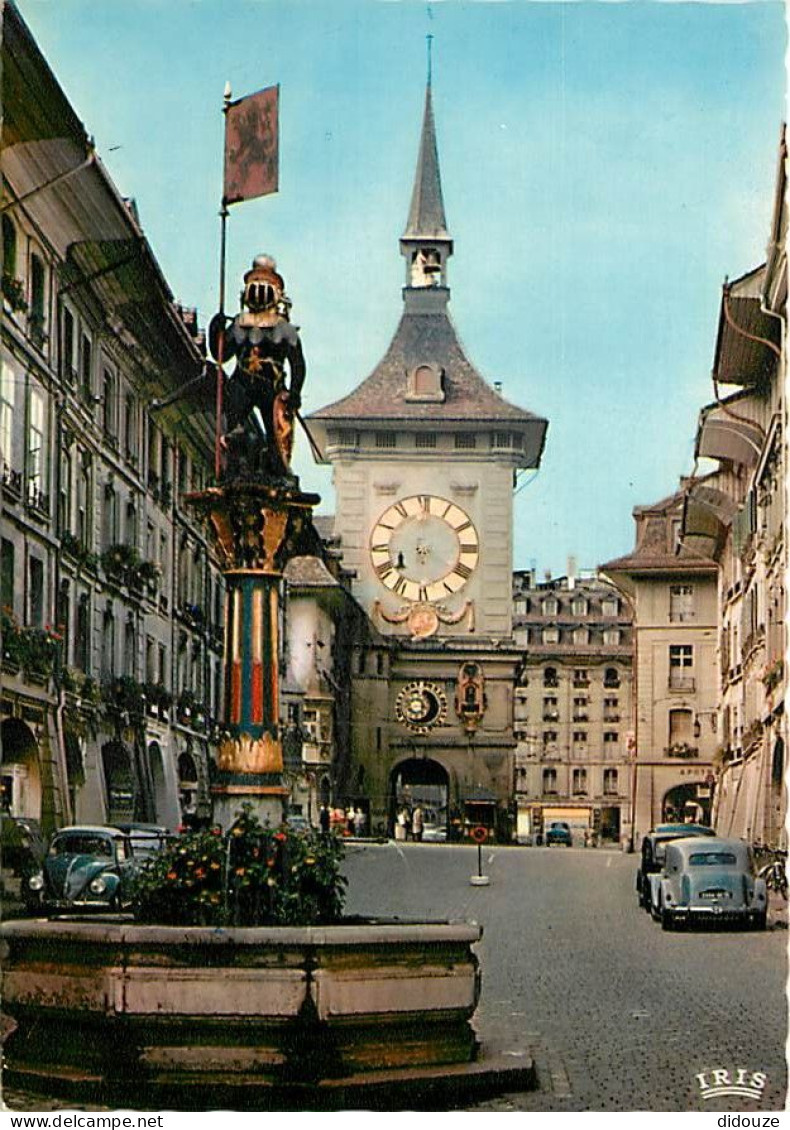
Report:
700,890,731,899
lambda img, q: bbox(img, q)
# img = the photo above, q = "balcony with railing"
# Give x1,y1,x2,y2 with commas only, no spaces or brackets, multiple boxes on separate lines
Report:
664,742,699,760
668,673,695,692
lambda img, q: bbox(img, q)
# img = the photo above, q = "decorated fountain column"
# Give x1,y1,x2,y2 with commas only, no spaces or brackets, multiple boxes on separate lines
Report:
187,483,319,829
185,256,318,829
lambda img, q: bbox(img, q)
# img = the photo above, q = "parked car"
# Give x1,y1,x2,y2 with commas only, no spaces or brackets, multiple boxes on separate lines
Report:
421,823,447,843
656,837,767,931
636,824,715,911
115,822,172,864
546,821,572,847
26,826,137,915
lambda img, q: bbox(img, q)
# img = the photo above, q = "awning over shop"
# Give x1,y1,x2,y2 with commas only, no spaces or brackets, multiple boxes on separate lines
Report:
679,482,739,562
2,3,205,402
696,404,765,468
712,265,780,387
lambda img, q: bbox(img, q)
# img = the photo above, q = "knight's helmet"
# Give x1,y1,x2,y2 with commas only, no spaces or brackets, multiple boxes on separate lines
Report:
241,254,290,317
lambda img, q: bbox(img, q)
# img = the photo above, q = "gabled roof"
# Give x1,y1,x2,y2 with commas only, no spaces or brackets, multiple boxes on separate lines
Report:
283,555,340,588
600,488,718,579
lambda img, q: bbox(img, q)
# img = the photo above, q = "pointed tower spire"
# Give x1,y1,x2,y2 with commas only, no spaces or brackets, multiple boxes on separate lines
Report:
402,83,451,243
401,52,453,299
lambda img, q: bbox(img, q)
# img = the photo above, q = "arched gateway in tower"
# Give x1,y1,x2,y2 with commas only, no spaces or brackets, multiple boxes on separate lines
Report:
307,79,549,839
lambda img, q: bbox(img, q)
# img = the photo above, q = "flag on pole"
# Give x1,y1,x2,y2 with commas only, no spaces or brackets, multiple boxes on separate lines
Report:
223,85,279,205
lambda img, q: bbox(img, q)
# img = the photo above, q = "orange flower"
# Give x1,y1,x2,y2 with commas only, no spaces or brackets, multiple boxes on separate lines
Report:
235,867,245,877
166,871,177,881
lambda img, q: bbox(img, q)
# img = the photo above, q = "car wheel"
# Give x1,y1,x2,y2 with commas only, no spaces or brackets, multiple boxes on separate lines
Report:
661,908,674,931
753,910,767,931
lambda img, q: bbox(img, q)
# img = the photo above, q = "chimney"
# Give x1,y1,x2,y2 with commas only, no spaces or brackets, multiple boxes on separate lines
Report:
567,555,577,591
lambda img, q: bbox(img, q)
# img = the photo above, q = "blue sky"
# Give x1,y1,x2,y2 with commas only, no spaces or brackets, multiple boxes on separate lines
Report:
16,0,786,575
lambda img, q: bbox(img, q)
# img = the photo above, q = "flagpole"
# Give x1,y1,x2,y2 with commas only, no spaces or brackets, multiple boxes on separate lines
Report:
215,82,232,480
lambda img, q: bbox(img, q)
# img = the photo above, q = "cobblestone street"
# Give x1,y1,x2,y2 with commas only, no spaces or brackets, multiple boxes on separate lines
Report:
343,842,788,1112
2,841,786,1113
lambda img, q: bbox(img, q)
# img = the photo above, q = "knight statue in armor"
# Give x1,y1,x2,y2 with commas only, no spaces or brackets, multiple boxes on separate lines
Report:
208,255,305,482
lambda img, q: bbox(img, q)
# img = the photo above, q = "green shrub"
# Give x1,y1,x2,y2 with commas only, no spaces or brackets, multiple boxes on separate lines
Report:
133,804,346,927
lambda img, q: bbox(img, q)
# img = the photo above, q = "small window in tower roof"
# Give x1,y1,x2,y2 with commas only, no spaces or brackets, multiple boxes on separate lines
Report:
405,362,445,403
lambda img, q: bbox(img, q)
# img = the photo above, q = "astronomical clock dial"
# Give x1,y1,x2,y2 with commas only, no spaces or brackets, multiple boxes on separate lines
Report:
395,680,448,734
369,495,479,602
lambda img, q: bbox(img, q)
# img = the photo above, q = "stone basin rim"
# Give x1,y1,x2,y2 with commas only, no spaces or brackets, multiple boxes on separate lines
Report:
0,918,483,947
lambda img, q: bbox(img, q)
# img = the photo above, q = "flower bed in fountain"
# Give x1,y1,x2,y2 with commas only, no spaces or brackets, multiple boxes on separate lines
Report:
0,808,535,1109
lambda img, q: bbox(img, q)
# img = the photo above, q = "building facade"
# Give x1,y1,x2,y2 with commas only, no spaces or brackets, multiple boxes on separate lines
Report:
602,128,787,851
511,568,634,845
1,3,223,837
601,493,719,845
685,129,787,847
307,82,548,837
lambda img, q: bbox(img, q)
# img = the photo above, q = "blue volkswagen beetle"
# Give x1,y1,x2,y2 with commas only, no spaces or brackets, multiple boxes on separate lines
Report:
26,826,137,915
656,837,767,931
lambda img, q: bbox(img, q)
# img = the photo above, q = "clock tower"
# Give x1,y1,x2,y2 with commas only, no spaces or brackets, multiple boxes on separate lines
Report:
307,79,548,836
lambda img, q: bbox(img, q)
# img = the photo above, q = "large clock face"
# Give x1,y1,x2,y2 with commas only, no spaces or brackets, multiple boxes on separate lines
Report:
370,495,479,602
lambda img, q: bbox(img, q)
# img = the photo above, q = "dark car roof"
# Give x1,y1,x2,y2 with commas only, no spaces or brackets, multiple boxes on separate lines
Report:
645,826,714,845
51,825,127,840
116,826,170,841
654,823,715,836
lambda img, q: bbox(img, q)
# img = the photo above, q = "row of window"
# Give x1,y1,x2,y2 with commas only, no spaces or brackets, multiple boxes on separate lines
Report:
514,584,695,623
539,730,621,745
329,429,525,451
514,595,621,618
535,767,620,796
2,524,222,644
2,361,206,530
516,626,623,646
535,694,621,723
535,666,623,687
3,215,47,347
51,579,221,711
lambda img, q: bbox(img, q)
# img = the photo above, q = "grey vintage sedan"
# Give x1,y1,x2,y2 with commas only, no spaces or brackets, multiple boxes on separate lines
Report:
656,837,767,931
26,825,137,915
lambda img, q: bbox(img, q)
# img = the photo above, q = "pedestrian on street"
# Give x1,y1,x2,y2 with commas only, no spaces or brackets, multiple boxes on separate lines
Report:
395,809,407,841
412,805,424,842
353,807,366,838
319,805,330,834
